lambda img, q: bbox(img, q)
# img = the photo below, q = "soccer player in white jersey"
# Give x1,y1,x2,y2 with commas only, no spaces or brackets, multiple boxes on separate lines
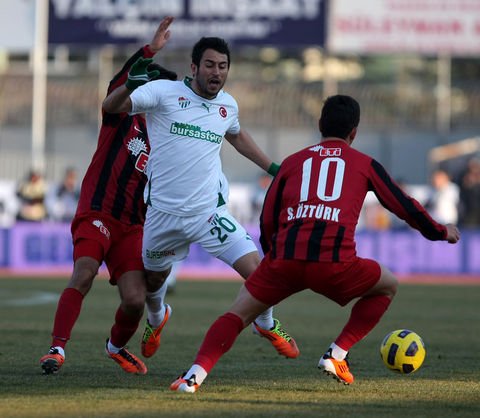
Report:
103,17,299,364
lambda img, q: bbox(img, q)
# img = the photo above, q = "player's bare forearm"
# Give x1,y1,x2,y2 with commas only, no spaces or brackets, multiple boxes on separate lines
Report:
225,130,272,172
102,85,133,114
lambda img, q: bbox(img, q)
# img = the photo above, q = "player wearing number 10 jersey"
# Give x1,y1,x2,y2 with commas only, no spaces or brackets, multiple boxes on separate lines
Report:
171,95,460,392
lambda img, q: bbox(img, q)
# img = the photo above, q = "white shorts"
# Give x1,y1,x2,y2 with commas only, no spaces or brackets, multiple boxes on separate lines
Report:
142,205,258,272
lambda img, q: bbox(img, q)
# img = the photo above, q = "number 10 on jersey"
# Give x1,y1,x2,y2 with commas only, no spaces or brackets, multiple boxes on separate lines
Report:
300,157,345,203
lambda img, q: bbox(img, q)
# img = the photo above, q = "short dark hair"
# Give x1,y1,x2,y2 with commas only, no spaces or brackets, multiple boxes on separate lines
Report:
191,37,231,68
148,64,178,81
319,95,360,139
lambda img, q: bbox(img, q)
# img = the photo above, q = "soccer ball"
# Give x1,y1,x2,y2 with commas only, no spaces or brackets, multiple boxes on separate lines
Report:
380,329,426,374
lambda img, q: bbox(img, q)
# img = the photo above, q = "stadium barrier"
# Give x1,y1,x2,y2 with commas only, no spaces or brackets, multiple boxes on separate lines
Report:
0,222,478,282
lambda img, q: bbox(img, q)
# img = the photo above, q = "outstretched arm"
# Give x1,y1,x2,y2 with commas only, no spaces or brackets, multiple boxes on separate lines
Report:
225,129,278,174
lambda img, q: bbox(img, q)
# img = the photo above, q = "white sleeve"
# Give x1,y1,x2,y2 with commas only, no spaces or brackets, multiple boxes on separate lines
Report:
226,99,241,135
227,117,241,135
130,80,164,115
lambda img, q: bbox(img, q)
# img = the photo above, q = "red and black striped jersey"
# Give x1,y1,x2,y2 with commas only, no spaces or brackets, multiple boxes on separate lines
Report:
260,140,447,262
75,46,153,225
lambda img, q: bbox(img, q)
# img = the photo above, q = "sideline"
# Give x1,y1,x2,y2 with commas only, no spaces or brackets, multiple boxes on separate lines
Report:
0,271,479,285
0,290,59,306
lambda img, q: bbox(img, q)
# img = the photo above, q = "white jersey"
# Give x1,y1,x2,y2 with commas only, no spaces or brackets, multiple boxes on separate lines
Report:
130,78,240,216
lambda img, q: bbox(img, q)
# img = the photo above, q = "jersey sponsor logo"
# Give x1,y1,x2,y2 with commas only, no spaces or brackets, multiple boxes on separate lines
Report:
309,145,342,157
92,220,111,238
201,103,212,112
287,203,341,222
135,152,149,173
127,137,149,173
178,96,191,108
219,107,227,118
145,249,176,259
170,122,222,144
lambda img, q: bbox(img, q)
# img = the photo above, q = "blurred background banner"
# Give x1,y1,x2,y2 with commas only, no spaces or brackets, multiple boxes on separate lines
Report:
328,0,480,55
0,223,478,276
48,0,327,47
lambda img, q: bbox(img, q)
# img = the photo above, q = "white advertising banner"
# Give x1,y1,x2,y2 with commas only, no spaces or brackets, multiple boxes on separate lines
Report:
328,0,480,56
0,0,35,52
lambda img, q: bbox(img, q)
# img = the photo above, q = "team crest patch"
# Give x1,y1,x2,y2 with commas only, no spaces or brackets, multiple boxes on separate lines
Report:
93,220,110,238
127,137,147,156
219,107,227,118
178,97,191,108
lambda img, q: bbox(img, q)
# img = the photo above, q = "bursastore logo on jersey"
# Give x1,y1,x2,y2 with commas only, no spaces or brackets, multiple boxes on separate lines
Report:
127,137,149,173
170,122,222,144
178,96,191,108
92,220,110,238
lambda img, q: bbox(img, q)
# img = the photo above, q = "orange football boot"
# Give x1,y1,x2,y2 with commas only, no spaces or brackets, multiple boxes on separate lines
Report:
105,339,147,374
253,318,299,358
40,348,65,375
141,304,172,358
170,374,199,393
318,349,354,384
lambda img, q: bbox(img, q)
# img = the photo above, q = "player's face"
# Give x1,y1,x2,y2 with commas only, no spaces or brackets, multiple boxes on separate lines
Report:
191,49,229,99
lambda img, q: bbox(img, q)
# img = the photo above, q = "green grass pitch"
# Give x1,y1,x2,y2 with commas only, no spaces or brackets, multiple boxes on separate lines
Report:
0,277,479,417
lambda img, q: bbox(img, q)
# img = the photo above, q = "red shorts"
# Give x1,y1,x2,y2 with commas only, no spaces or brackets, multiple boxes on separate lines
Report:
245,254,381,307
71,211,144,285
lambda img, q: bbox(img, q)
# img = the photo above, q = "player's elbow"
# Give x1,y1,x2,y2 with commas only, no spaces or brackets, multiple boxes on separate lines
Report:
102,95,131,114
102,97,119,114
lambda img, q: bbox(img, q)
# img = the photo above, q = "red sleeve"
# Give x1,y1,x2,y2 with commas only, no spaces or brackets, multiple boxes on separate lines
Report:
106,45,155,96
368,159,447,241
259,170,285,255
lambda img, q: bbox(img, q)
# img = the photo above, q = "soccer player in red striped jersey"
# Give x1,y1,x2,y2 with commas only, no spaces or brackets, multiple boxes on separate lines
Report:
171,95,460,392
40,23,177,375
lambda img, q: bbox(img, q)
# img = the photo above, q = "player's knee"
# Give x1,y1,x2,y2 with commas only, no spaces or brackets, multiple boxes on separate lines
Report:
68,259,98,295
381,267,399,299
121,295,144,317
385,276,399,299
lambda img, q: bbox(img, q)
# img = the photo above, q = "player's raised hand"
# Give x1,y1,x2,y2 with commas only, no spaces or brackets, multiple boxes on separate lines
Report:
444,224,460,244
148,16,174,53
125,58,160,90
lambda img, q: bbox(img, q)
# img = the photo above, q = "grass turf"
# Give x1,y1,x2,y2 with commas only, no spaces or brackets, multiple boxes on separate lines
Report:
0,277,479,417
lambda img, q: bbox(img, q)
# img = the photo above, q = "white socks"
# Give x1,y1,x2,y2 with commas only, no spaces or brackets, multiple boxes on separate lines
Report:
145,282,168,327
53,346,65,358
330,342,348,361
184,364,208,385
107,339,121,354
253,306,275,330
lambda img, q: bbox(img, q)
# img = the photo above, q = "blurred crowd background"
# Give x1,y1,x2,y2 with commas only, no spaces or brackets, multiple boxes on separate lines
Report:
0,0,479,233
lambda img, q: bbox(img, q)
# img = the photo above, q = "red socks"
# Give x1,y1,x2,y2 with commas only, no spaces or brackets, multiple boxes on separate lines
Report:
194,312,245,373
110,307,142,348
335,295,391,350
51,288,84,348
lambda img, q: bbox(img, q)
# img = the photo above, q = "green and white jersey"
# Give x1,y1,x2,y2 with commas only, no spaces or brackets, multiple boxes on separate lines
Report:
130,78,240,216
